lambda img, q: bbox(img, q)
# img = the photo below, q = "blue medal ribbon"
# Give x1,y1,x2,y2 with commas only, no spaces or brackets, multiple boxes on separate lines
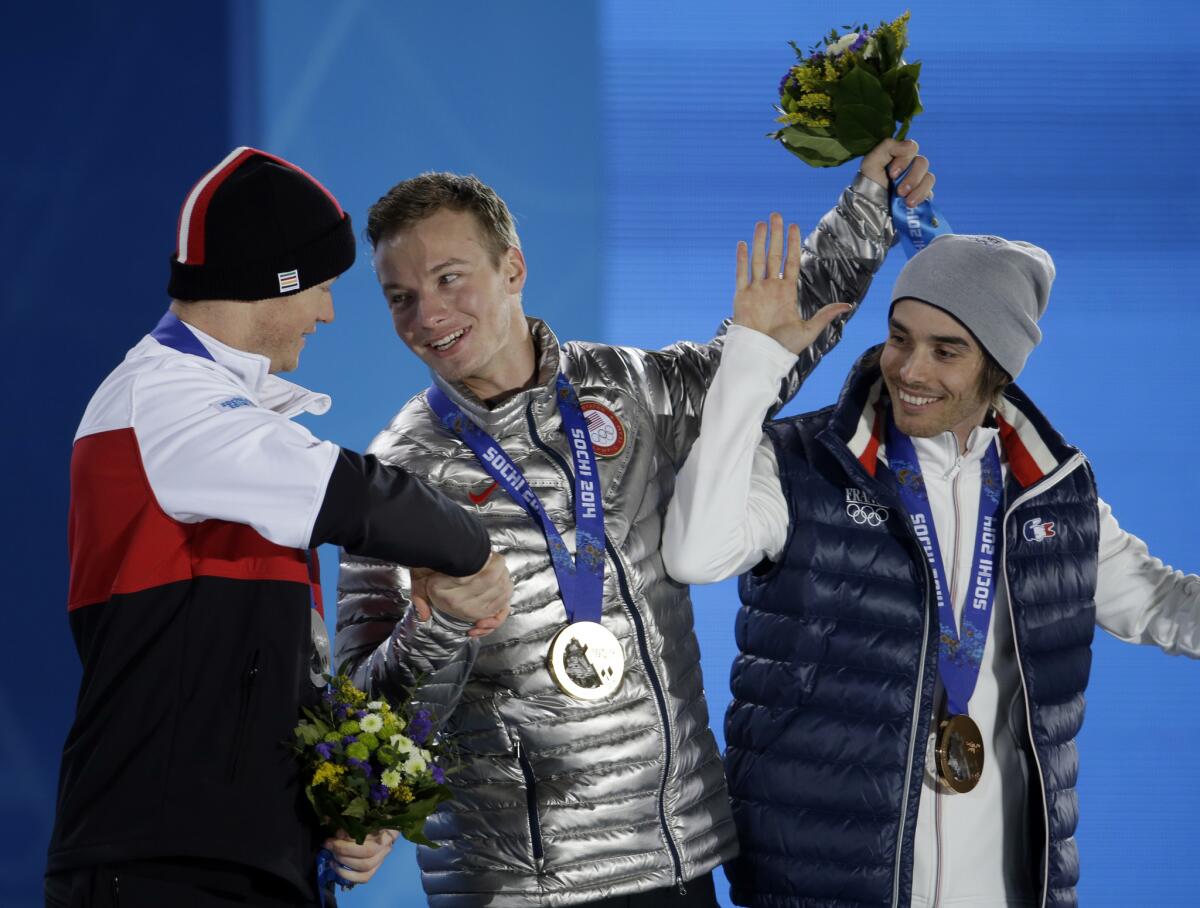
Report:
891,164,952,258
150,310,216,360
887,416,1003,717
426,375,606,624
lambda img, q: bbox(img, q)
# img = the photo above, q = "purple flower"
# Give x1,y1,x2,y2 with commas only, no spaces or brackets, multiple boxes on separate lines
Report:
356,709,368,719
334,704,349,720
315,743,334,759
322,687,334,703
431,765,446,784
410,710,433,745
369,783,389,804
778,70,792,96
850,30,870,53
342,735,358,746
347,758,373,778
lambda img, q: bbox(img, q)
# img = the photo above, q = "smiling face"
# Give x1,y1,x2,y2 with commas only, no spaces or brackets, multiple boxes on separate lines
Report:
247,278,335,373
373,208,533,401
880,299,994,449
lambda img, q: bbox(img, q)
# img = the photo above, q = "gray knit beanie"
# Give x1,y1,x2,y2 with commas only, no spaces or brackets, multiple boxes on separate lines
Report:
890,234,1054,380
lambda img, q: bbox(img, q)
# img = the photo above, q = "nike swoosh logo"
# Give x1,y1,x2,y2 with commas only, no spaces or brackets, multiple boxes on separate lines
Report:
468,481,500,505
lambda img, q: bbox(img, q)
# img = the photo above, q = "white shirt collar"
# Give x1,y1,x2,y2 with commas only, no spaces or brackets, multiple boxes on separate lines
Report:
150,314,331,417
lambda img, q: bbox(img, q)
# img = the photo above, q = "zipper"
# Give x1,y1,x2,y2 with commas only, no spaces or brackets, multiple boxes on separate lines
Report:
931,464,964,908
515,738,545,866
227,650,260,782
892,540,933,908
931,777,940,906
606,537,685,887
1001,452,1086,908
825,440,932,908
525,401,686,888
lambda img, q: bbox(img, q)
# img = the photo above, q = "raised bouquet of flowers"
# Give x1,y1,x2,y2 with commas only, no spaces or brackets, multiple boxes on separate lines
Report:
773,11,923,167
293,674,451,847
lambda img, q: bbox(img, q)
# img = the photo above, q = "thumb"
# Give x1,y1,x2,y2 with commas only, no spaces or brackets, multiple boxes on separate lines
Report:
805,302,854,334
409,583,433,622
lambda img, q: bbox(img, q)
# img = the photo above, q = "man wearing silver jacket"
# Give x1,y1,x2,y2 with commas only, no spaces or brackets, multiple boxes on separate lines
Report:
335,139,936,907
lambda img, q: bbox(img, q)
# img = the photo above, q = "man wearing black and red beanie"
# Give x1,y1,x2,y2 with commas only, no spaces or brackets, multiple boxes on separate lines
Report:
44,148,511,907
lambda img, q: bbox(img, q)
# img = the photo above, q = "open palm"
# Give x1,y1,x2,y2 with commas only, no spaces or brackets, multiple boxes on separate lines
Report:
733,212,850,354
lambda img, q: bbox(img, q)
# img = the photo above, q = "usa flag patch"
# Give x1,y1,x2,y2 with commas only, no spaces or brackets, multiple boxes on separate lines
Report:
277,269,300,293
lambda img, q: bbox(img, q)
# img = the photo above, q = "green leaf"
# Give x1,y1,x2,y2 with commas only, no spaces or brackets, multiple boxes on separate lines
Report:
883,62,923,123
830,65,892,117
830,66,895,154
295,722,323,747
403,827,439,848
341,816,370,844
300,708,332,736
833,105,896,154
873,28,899,71
343,796,368,819
779,125,854,168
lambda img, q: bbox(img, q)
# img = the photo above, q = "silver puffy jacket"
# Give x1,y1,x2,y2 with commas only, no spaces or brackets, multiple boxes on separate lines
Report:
336,175,894,907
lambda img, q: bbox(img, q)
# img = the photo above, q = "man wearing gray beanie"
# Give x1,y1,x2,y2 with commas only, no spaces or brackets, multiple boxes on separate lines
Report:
663,227,1200,907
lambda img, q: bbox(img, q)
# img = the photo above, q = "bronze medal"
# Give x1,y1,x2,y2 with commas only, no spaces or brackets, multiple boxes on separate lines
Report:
936,713,985,793
547,621,625,700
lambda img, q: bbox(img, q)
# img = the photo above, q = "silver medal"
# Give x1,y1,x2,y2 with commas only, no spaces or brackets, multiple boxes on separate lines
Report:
547,621,625,700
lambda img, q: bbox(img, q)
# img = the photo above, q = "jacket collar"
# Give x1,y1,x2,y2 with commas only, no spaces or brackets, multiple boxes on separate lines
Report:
829,345,1074,489
428,317,562,433
147,310,331,418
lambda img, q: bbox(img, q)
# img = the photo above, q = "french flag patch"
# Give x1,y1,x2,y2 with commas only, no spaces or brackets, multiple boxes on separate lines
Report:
277,269,300,293
1023,517,1057,542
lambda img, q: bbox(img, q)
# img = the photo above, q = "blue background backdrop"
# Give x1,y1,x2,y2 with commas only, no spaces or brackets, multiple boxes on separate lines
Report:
4,1,1198,905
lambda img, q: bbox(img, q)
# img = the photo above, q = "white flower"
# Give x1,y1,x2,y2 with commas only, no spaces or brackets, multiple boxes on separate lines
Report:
403,753,427,775
366,701,385,711
360,714,384,734
390,733,415,753
420,748,432,763
827,31,862,57
381,769,402,788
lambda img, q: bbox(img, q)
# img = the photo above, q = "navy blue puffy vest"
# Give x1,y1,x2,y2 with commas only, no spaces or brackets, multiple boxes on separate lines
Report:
725,352,1098,908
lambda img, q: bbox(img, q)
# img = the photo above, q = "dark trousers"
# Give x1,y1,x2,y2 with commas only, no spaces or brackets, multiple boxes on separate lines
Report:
45,860,319,908
577,871,720,908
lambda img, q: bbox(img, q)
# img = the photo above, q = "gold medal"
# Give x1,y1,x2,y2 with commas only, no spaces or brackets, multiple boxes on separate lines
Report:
547,621,625,700
936,714,985,793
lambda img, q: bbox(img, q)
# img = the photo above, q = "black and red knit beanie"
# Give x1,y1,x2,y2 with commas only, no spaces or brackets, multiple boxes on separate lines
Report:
168,147,355,301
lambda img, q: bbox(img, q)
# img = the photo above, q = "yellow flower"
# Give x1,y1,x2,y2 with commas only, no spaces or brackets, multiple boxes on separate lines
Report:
312,762,347,787
391,783,415,804
334,676,367,706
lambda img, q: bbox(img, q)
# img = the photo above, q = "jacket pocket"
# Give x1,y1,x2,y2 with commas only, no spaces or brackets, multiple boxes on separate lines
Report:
227,649,260,782
514,737,544,865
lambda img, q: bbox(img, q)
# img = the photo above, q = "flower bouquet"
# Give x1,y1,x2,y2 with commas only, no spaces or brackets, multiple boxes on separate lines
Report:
773,11,923,167
293,675,451,848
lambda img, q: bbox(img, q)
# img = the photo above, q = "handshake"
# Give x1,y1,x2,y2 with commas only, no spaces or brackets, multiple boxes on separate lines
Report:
410,551,513,638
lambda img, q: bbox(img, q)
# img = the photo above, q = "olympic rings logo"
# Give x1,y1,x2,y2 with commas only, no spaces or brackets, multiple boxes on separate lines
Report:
846,502,889,527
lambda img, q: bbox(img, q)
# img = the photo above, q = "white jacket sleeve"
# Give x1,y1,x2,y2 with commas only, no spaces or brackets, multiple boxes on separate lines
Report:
131,364,338,549
1094,497,1200,656
662,325,793,584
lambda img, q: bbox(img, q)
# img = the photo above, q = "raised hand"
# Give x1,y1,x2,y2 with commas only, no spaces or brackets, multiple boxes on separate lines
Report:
859,137,935,207
410,551,513,638
733,212,852,355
